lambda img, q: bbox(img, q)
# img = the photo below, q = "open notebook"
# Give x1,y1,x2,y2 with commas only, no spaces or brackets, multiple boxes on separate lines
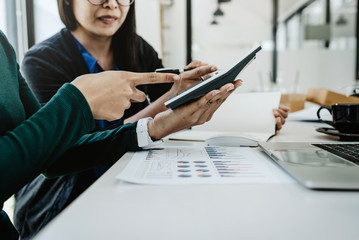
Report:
168,92,281,144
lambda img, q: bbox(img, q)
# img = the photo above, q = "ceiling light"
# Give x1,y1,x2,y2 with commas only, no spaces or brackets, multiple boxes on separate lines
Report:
211,19,218,25
214,6,224,16
336,15,348,25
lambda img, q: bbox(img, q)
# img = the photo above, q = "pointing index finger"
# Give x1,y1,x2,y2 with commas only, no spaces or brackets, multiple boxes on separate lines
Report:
133,72,180,86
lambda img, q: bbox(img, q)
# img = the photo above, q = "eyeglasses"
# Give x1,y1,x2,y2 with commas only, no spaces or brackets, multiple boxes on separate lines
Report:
88,0,134,7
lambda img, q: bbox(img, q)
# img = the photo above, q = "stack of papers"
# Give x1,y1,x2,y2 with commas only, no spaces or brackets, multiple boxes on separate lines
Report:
168,92,281,143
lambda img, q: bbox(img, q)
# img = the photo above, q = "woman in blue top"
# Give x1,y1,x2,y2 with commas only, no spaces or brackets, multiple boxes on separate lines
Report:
14,0,289,239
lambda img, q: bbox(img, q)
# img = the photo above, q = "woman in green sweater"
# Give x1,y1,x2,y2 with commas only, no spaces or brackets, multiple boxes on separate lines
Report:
0,30,241,239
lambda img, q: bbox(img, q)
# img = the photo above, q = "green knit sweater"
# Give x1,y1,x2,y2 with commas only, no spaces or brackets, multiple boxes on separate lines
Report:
0,31,140,239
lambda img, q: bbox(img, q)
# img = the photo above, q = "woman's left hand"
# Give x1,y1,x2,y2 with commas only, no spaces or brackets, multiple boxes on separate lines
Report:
123,61,218,124
273,104,290,135
167,60,218,96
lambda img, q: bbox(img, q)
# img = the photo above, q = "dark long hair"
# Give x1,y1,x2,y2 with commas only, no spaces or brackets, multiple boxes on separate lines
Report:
57,0,139,71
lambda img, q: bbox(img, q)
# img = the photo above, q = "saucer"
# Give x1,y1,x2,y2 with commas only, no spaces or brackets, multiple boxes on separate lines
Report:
316,127,359,141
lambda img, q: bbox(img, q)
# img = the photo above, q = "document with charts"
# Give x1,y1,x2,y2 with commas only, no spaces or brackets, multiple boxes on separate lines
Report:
116,146,292,184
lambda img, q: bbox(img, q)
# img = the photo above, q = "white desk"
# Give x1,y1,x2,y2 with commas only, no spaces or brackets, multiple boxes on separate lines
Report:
34,120,359,240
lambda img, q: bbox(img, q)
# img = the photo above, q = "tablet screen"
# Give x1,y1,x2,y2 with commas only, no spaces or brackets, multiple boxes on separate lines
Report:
165,46,262,109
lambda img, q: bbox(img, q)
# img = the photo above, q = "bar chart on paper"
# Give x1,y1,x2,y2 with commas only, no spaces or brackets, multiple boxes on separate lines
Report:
116,146,291,184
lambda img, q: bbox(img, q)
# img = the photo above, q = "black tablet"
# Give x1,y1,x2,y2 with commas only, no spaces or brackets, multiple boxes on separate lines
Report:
165,46,262,109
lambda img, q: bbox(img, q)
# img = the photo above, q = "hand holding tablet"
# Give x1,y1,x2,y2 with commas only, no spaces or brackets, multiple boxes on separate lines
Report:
164,45,262,109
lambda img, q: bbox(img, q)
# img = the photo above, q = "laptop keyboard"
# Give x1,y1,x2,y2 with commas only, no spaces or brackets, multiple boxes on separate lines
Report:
313,144,359,165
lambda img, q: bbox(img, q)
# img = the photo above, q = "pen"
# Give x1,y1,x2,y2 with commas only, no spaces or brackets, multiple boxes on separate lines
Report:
155,68,194,74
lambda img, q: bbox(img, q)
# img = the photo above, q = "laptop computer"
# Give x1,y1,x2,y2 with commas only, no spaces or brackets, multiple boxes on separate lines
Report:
258,142,359,190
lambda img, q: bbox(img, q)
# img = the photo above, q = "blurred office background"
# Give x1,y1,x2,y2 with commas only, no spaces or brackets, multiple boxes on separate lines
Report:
1,0,358,95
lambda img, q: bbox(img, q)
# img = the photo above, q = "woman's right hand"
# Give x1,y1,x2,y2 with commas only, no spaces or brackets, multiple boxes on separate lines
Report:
72,71,178,121
147,80,243,140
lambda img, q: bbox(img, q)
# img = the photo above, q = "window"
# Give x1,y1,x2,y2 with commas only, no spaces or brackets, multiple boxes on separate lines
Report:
0,0,63,62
